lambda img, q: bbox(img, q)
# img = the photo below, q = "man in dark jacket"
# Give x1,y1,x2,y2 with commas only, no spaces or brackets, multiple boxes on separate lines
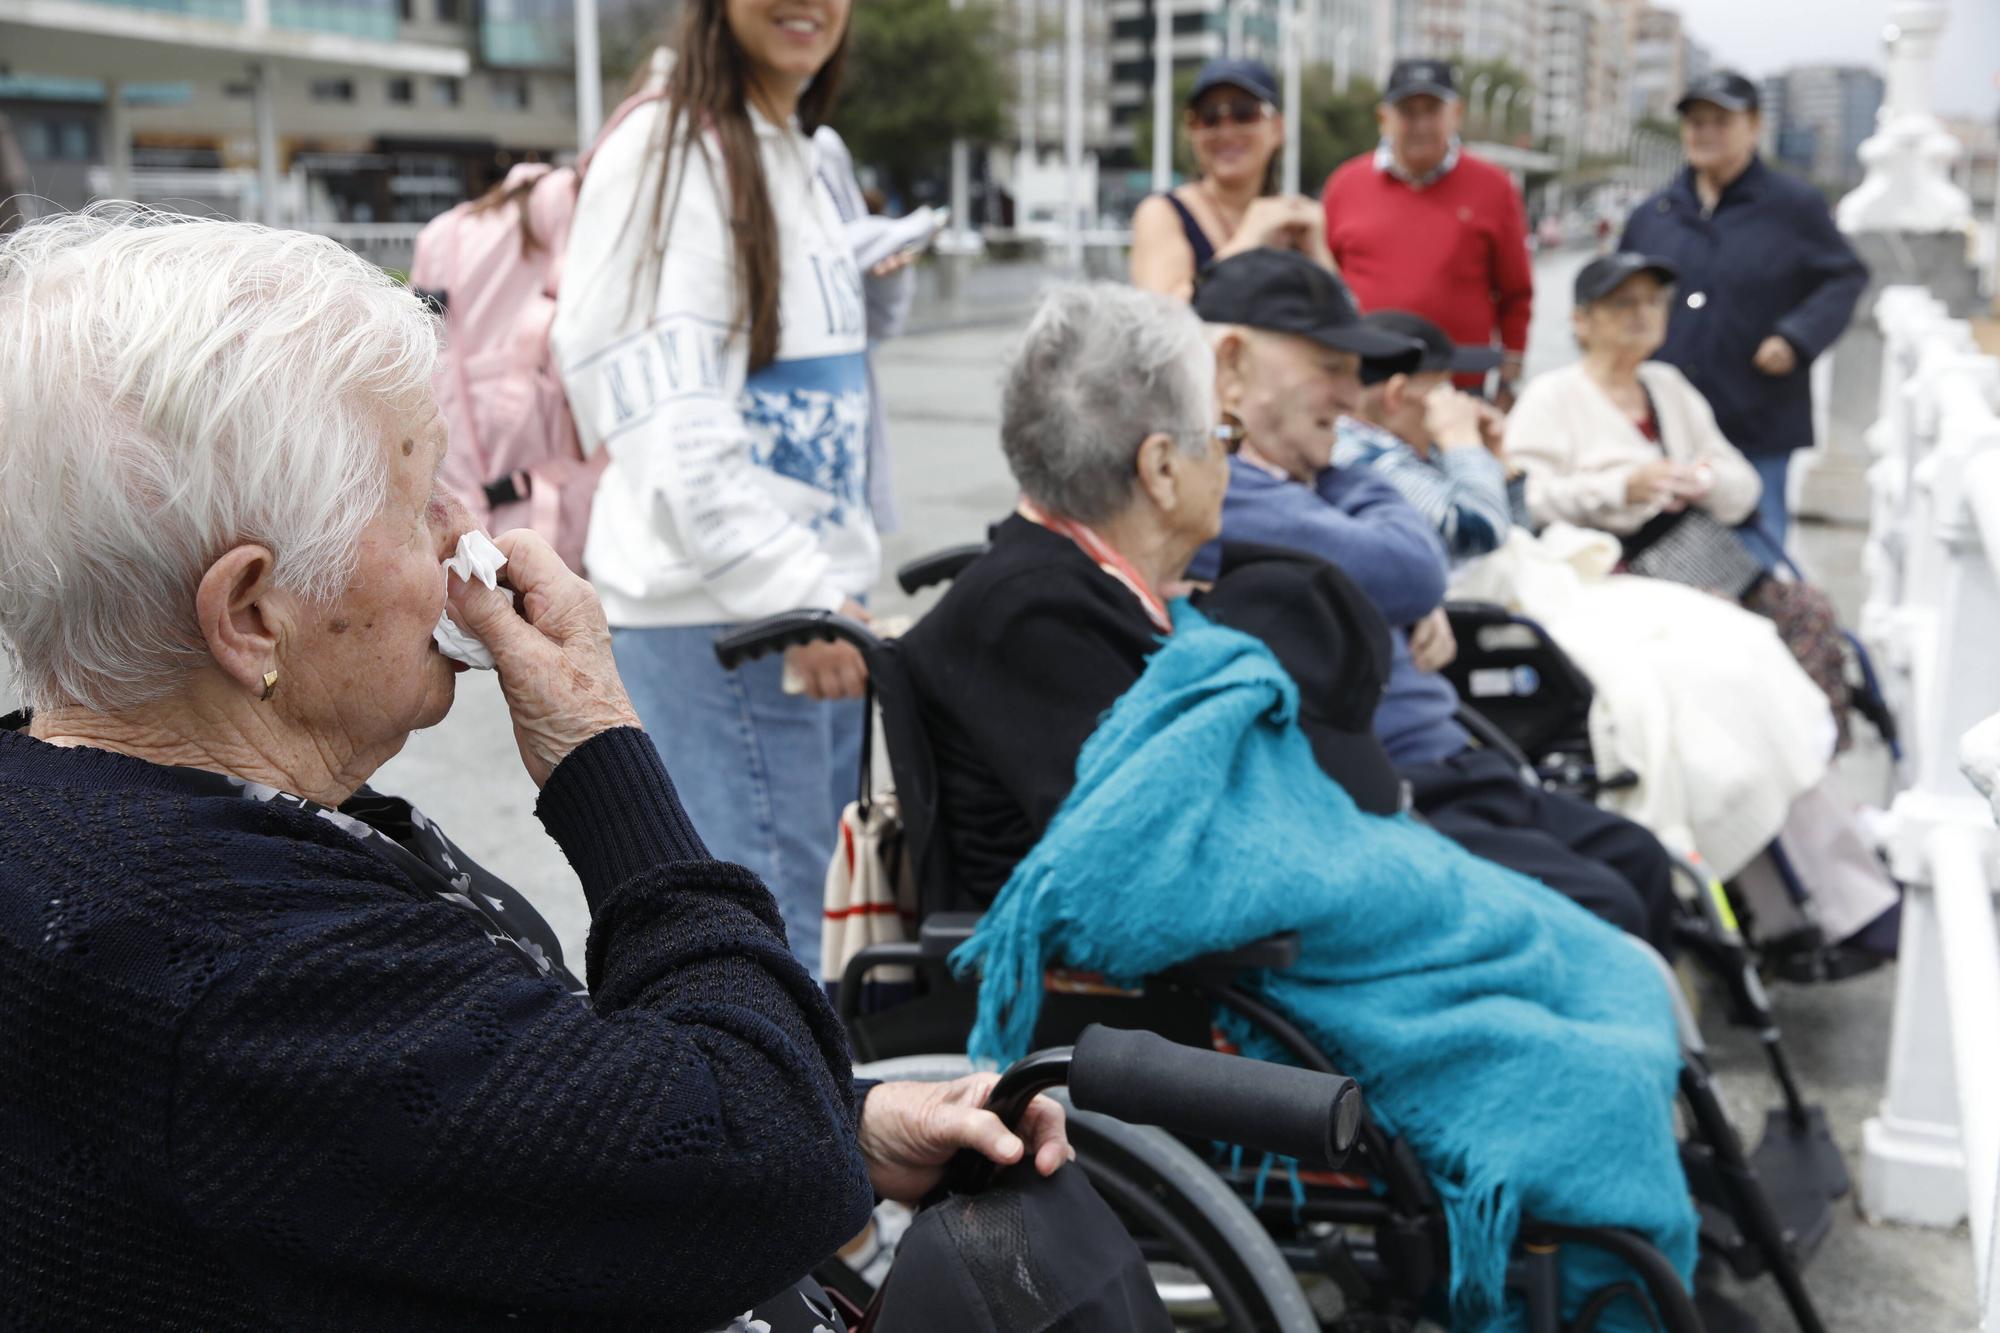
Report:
1620,70,1869,559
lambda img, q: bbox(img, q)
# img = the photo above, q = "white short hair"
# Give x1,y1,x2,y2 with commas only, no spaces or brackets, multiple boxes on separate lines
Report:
1000,283,1216,524
0,208,440,712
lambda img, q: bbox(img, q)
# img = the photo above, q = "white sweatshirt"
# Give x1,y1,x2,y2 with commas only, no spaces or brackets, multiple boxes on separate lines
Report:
552,100,877,627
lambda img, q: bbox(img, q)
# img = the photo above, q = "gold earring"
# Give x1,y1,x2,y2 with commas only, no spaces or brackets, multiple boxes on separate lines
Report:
260,670,279,702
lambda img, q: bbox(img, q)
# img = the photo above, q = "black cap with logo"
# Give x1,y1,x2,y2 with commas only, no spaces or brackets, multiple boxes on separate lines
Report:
1573,252,1681,306
1193,248,1426,365
1675,69,1760,115
1188,57,1281,107
1356,311,1504,385
1383,58,1459,104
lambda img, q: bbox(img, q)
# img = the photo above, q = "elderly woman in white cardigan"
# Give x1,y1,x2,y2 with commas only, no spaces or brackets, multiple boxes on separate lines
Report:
1504,253,1762,539
1505,251,1855,749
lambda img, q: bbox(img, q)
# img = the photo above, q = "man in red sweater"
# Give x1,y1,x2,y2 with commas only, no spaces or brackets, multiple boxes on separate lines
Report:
1322,59,1533,403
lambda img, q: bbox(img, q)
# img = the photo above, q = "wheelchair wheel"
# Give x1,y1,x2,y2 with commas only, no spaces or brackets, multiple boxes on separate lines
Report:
854,1054,1320,1333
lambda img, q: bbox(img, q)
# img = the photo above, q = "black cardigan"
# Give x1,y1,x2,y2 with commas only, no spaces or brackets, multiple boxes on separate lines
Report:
0,725,874,1330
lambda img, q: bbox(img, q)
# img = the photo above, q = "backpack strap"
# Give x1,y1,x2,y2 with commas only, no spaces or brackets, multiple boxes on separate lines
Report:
576,88,668,179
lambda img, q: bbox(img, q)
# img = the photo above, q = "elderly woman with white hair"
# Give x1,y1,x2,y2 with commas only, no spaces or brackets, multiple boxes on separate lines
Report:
0,211,1067,1330
900,283,1238,902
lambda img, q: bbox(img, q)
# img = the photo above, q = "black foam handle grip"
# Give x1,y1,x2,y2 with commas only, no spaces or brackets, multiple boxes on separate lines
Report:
712,610,876,670
1067,1025,1362,1168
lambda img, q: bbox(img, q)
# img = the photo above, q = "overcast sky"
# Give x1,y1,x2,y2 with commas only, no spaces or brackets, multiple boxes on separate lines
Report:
1671,0,1998,121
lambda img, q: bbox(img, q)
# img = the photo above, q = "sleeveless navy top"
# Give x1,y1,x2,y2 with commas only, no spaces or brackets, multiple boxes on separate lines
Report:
1159,193,1217,273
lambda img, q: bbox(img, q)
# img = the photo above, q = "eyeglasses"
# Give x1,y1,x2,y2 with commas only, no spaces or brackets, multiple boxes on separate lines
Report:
1212,413,1247,454
1191,97,1274,130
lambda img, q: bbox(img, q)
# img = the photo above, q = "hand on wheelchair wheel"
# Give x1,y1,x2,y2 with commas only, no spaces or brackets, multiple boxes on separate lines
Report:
857,1075,1073,1205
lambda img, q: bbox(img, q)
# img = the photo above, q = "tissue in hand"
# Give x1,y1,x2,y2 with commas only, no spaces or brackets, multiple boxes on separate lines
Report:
433,531,509,670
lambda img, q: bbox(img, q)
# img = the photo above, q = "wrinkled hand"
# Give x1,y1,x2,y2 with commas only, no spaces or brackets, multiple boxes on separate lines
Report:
1409,607,1458,673
858,1075,1073,1206
1624,458,1711,511
1424,382,1487,450
785,600,872,700
1752,335,1798,377
446,530,643,787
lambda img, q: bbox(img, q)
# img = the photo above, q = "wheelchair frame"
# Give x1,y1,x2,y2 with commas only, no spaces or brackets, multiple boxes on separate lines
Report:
714,544,1828,1332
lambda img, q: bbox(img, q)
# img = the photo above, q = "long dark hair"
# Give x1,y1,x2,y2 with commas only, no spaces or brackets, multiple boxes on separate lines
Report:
637,2,848,371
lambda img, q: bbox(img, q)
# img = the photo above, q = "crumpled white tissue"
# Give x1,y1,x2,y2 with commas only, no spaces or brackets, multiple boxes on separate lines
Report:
432,531,508,670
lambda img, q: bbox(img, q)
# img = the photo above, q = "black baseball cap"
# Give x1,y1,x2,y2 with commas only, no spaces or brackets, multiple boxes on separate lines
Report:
1357,311,1504,385
1676,69,1760,115
1197,544,1403,817
1189,58,1280,107
1574,252,1680,306
1384,58,1459,104
1193,248,1426,364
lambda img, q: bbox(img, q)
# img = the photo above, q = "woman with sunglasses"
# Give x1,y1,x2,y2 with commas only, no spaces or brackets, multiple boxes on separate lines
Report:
1130,58,1332,302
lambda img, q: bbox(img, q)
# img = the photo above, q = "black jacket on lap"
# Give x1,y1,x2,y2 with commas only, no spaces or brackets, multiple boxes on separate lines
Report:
0,724,873,1331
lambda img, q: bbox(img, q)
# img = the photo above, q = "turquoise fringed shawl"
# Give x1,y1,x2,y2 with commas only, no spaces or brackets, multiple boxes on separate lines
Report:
953,606,1697,1330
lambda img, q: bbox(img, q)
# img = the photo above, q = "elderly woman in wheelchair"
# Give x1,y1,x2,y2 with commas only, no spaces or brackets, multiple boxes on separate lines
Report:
720,282,1846,1331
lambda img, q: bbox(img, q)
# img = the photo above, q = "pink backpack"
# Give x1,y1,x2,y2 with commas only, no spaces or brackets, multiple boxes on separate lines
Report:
411,90,662,573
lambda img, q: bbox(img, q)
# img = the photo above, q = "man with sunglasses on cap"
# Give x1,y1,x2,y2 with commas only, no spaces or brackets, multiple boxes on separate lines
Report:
1320,59,1533,406
1192,249,1678,957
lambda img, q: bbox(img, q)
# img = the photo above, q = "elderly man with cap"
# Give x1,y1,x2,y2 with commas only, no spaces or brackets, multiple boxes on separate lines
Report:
1192,248,1679,956
1131,57,1331,302
1619,70,1868,563
1320,59,1534,403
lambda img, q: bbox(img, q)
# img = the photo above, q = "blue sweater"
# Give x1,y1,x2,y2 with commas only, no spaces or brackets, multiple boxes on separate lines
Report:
0,725,873,1330
1195,458,1470,765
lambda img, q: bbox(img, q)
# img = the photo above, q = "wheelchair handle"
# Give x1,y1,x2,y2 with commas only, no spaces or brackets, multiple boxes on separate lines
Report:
711,610,880,671
938,1025,1361,1198
1069,1025,1362,1171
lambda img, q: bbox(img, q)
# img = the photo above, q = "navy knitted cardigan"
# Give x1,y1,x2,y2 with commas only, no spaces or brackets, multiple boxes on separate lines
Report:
0,725,875,1330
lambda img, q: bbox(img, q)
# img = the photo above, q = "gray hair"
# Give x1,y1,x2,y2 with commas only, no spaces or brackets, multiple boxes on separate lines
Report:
1000,283,1217,524
0,208,440,712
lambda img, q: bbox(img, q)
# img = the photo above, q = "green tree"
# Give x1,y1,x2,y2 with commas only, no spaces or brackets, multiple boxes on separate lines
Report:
831,0,1007,200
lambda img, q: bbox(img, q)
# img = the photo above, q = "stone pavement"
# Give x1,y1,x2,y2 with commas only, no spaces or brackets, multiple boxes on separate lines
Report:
2,249,1974,1327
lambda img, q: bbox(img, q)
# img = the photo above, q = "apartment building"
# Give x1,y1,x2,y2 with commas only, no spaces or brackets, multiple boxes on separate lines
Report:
0,0,577,224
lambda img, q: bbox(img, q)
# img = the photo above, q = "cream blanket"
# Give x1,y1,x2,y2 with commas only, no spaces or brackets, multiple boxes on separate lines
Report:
1450,525,1833,879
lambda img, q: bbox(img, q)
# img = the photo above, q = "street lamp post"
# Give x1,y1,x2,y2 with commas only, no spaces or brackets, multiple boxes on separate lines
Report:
1152,0,1174,193
946,0,981,251
1063,0,1085,271
1281,0,1302,195
572,0,602,150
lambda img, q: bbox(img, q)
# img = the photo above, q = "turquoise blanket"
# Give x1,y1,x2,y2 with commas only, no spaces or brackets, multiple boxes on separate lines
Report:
953,607,1696,1330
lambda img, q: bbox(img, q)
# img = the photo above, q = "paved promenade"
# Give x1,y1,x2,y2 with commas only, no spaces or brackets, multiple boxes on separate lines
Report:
3,249,1973,1327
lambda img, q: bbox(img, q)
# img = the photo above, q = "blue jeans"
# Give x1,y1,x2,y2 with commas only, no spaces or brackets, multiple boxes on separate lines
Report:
611,624,864,977
1739,452,1794,570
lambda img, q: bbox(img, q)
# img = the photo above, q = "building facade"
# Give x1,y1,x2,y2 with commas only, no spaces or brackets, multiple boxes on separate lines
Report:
0,0,578,227
1763,64,1885,192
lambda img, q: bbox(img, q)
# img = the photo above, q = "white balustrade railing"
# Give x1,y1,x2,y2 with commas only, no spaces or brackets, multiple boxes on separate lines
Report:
1857,282,2000,1329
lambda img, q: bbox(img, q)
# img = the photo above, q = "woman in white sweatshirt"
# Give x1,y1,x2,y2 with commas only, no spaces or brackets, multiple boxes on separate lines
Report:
552,0,872,974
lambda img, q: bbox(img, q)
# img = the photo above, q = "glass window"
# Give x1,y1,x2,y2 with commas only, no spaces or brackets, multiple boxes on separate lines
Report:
57,122,94,161
387,77,414,103
432,76,462,106
310,78,355,102
434,0,459,21
489,73,530,111
18,121,51,161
